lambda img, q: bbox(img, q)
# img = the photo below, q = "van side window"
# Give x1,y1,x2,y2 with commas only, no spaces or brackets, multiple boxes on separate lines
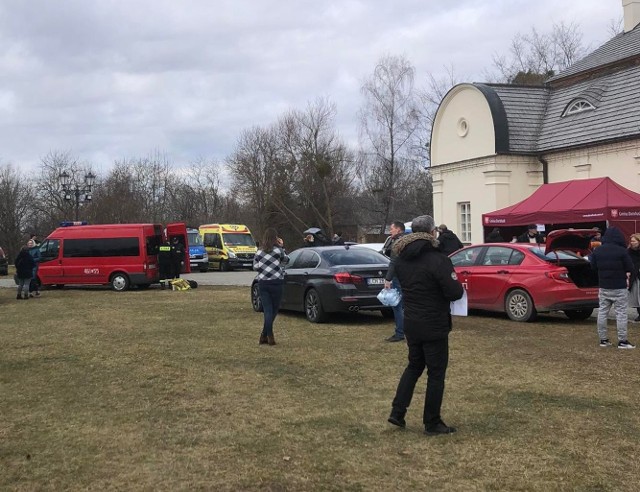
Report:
63,238,140,257
204,233,222,249
39,239,60,261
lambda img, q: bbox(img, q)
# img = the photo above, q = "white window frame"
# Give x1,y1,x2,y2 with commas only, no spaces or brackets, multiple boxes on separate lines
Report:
458,202,471,243
562,99,596,117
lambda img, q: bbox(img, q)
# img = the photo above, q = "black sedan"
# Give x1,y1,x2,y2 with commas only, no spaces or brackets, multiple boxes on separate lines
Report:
251,245,391,323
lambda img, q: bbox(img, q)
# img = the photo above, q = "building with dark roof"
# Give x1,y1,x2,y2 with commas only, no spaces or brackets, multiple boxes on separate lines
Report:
430,0,640,244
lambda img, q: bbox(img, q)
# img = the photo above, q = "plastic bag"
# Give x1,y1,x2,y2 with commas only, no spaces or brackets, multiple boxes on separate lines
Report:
377,288,402,307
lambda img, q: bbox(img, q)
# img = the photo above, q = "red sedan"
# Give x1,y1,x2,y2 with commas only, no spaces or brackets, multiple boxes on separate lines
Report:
449,230,599,322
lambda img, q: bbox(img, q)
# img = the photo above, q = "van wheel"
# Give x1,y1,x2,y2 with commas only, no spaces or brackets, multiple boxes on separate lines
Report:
220,260,230,272
505,289,536,322
110,273,130,292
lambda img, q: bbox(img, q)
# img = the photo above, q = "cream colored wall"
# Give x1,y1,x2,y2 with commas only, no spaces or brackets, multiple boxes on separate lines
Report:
432,155,542,244
431,84,496,166
544,139,640,189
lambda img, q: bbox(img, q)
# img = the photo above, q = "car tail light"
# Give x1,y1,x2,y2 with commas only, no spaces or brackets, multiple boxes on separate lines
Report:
545,269,571,282
334,272,364,284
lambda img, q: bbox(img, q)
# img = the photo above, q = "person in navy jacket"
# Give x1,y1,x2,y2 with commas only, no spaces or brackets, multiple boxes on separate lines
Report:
589,227,635,349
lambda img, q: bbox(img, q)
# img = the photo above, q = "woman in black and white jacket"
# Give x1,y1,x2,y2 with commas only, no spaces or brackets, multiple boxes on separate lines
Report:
253,228,289,345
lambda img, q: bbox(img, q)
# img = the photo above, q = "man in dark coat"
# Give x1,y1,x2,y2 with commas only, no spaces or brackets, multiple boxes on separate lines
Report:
383,220,407,342
589,227,635,349
485,228,504,243
517,224,545,244
387,215,464,435
436,224,464,255
170,236,185,279
15,245,36,300
158,239,172,288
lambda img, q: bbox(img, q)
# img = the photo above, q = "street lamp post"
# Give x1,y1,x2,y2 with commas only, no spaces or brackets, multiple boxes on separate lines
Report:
59,171,96,221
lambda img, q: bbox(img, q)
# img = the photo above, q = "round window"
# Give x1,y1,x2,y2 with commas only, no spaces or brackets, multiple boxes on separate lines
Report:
457,118,469,137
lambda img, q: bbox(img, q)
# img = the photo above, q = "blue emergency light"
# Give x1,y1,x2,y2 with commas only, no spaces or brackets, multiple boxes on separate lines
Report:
60,221,88,227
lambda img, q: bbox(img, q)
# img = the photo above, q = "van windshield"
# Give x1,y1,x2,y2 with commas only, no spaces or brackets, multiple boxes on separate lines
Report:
188,232,203,246
223,233,255,247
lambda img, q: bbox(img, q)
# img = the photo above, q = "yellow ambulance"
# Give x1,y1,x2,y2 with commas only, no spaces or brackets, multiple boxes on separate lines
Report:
199,224,257,271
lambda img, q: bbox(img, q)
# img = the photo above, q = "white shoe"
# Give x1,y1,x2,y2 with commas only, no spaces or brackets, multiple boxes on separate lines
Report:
618,340,636,349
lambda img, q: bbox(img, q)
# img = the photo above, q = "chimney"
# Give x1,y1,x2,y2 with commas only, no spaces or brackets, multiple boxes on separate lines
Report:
623,0,640,32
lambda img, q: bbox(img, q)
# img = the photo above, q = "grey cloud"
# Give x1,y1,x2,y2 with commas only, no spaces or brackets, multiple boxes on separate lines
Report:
0,0,620,171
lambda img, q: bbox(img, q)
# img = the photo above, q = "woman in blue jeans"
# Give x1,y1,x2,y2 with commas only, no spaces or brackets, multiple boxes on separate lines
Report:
253,228,289,345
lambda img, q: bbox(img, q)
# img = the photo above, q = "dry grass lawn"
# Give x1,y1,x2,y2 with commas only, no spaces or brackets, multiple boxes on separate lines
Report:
1,285,639,491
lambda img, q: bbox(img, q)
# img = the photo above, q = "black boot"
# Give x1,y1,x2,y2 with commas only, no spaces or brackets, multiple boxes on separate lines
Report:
16,293,21,300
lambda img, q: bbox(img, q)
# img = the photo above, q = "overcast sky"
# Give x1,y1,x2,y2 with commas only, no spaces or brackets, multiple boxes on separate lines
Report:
0,0,623,174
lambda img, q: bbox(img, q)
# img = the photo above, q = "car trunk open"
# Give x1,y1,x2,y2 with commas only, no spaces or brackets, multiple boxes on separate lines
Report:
542,229,599,288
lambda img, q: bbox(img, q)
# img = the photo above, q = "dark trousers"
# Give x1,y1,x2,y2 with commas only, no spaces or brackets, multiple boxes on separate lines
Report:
171,261,181,278
159,263,172,281
391,336,449,427
258,279,284,337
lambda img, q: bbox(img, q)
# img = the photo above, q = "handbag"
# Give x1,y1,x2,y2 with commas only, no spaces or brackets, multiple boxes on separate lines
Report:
377,288,402,307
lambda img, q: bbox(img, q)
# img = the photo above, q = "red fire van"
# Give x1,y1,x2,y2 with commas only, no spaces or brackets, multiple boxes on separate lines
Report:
37,222,189,291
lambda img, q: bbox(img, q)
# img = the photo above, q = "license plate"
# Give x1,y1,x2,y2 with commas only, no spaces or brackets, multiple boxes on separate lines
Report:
367,278,385,285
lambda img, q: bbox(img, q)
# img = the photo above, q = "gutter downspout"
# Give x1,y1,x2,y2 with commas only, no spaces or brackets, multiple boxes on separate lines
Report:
537,155,549,184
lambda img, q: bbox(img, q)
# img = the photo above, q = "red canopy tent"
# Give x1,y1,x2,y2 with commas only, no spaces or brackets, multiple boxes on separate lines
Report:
482,177,640,239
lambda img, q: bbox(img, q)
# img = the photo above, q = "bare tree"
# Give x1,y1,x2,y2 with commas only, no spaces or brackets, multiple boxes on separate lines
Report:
0,163,35,257
492,22,585,84
277,98,358,238
607,16,624,38
90,162,146,223
227,125,282,240
33,151,97,233
359,54,421,232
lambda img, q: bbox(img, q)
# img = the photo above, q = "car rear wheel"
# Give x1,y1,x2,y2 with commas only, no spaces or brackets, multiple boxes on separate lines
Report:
564,308,593,320
110,273,130,292
305,288,328,323
220,260,230,272
505,289,536,322
251,283,263,312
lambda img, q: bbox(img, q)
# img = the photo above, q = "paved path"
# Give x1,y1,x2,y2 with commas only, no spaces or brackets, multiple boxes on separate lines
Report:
0,270,255,289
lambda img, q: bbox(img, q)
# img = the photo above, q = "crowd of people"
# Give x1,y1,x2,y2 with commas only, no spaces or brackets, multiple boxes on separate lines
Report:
251,218,640,436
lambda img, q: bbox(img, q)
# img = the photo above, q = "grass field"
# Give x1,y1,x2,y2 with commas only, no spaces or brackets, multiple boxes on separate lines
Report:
1,286,639,491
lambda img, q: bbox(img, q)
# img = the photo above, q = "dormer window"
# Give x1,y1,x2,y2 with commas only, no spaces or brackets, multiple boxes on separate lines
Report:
562,99,596,117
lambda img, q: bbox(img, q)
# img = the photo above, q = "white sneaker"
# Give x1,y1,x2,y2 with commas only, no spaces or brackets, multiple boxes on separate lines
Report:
618,340,636,349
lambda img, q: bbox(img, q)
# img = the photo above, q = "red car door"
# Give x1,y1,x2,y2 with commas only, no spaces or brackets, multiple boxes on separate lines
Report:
450,246,485,306
166,222,190,273
472,246,525,309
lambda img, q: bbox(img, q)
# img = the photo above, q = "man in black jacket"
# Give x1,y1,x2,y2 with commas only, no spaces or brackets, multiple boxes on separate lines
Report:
589,227,635,349
383,220,406,342
436,224,464,255
517,224,545,244
387,215,464,435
